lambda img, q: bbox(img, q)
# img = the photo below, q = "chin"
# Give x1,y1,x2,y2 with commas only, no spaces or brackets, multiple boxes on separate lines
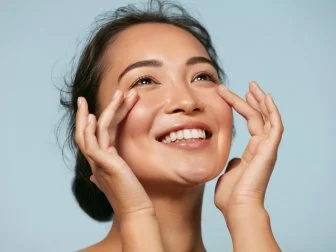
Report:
175,161,225,187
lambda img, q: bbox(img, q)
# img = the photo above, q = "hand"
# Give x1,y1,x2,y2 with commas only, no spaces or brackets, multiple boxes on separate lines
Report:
75,89,154,218
214,81,284,218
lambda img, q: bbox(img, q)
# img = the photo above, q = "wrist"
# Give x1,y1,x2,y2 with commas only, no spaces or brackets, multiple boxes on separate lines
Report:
119,208,165,252
224,205,270,231
223,206,280,252
119,207,157,226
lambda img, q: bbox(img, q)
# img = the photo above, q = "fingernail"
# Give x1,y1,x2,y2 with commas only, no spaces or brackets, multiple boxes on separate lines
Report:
251,81,259,88
77,97,82,108
88,114,93,123
113,89,121,99
126,89,136,98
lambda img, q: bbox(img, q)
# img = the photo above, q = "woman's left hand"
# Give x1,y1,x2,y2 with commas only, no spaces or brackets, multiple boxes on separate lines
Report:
214,81,284,218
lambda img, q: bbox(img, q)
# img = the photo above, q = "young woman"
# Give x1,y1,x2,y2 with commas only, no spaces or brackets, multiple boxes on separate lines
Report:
59,1,283,251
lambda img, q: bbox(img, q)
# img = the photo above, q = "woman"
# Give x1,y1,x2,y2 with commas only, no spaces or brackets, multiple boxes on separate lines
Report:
59,0,283,251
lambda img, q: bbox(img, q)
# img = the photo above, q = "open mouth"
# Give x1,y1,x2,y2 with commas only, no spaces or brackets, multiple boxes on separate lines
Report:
156,128,212,144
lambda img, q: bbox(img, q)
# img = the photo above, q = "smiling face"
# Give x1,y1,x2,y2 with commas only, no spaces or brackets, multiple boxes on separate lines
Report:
97,23,233,190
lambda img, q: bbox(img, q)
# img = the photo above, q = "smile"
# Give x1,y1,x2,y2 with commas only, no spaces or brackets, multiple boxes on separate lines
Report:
161,128,207,143
157,122,212,140
156,122,213,149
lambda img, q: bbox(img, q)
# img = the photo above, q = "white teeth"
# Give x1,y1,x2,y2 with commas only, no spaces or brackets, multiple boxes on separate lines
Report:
177,130,183,140
184,129,192,139
191,129,198,138
161,128,207,143
170,132,177,141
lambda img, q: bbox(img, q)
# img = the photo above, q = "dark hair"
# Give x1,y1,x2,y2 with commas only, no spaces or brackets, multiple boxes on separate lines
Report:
57,0,233,222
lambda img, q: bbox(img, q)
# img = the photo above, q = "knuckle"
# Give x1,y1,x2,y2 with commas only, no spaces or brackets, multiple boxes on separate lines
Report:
74,135,80,145
280,125,284,133
74,133,82,146
96,121,105,131
84,125,91,135
251,109,261,117
85,147,97,159
278,123,284,134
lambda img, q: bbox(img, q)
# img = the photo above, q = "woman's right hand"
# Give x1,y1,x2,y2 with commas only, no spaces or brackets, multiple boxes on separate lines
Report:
75,89,154,219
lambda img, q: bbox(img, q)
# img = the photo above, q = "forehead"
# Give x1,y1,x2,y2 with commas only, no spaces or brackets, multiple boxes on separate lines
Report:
102,22,210,70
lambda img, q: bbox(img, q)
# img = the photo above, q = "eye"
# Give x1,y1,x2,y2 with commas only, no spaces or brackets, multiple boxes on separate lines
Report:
192,72,217,83
131,75,157,88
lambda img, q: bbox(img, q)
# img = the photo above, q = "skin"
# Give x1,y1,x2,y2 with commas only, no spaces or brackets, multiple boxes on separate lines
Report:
75,23,283,251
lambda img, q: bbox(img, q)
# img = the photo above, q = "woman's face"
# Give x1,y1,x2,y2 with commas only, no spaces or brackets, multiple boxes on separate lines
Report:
98,23,233,189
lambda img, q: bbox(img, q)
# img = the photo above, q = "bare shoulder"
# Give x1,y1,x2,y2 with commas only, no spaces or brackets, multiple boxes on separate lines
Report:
76,243,101,252
77,240,121,252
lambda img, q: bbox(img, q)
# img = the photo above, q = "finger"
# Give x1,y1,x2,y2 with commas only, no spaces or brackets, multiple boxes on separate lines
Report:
114,89,139,124
84,114,101,174
97,89,139,150
75,97,89,150
249,81,269,118
246,91,270,124
96,90,124,149
245,91,261,113
85,114,151,212
89,174,103,191
237,152,277,199
218,85,264,135
214,158,244,211
84,113,126,175
265,94,284,144
249,81,266,99
75,98,99,173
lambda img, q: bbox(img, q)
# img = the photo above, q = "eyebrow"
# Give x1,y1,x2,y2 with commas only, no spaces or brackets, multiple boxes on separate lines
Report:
117,56,215,82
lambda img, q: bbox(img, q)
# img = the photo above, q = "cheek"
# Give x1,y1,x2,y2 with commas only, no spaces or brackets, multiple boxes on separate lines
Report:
208,94,233,168
203,89,233,125
115,92,161,150
214,99,233,125
115,93,165,180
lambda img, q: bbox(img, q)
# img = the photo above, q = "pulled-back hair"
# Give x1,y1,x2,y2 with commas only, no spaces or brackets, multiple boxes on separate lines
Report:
57,0,230,222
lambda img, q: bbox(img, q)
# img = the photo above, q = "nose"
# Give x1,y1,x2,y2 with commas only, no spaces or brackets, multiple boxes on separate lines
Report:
164,84,205,115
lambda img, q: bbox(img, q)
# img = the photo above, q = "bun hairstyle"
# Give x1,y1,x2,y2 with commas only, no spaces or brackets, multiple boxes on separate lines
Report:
57,0,233,222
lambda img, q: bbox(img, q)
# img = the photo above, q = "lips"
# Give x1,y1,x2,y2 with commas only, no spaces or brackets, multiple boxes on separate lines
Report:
155,121,213,142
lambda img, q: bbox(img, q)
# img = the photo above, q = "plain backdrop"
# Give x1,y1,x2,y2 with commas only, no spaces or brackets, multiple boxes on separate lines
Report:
1,0,335,251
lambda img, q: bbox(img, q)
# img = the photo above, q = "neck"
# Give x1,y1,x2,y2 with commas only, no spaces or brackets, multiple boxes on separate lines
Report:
104,184,206,252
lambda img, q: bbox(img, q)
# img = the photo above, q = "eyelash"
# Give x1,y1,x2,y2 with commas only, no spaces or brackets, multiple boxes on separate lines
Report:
192,72,218,83
131,75,157,88
130,72,218,88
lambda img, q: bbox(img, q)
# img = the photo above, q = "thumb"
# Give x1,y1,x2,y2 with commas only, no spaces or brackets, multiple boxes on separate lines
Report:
224,157,241,174
214,157,241,194
90,175,103,191
214,157,243,211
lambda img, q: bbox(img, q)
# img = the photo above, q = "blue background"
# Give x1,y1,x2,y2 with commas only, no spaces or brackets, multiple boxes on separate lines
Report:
1,0,335,251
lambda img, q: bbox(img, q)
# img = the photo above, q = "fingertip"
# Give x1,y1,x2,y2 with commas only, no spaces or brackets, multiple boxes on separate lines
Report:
88,114,93,124
76,96,89,117
126,89,139,104
265,93,275,110
90,175,98,184
87,114,97,129
126,89,137,98
113,89,122,99
217,85,229,97
77,97,82,108
249,80,258,89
